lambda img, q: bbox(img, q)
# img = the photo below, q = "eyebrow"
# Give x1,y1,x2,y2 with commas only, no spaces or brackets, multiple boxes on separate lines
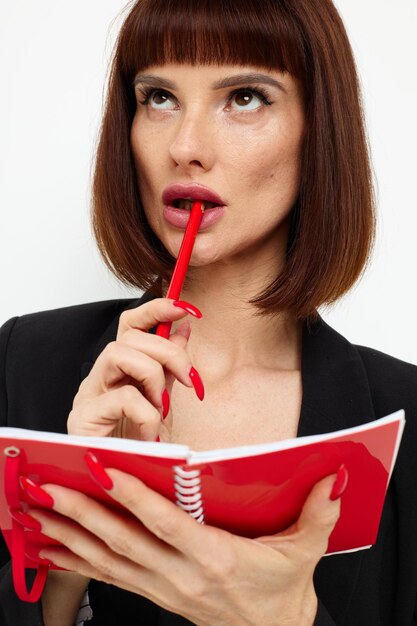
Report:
133,72,287,93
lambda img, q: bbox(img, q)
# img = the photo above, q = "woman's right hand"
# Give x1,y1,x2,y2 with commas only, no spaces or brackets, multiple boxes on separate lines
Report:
67,298,203,440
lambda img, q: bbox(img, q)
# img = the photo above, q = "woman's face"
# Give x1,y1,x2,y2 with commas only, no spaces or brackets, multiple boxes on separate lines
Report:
130,63,305,266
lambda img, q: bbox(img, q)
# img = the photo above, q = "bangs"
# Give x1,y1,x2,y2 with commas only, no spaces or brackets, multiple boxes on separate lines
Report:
118,0,307,83
94,0,375,318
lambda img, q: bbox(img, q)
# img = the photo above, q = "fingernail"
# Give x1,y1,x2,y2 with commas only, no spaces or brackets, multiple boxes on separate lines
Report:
25,548,54,566
173,301,203,319
189,367,205,401
85,452,113,490
155,435,160,442
19,477,54,508
162,388,170,419
330,464,349,501
9,508,42,531
36,553,54,567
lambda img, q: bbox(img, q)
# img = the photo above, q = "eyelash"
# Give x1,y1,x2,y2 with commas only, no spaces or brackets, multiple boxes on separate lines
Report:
137,86,273,110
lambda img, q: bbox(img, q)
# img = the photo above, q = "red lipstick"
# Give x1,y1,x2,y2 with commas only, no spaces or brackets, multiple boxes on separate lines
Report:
162,183,225,206
162,183,226,230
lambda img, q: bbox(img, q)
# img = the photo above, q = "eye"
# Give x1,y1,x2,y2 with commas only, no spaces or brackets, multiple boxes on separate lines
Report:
138,89,177,110
228,87,272,111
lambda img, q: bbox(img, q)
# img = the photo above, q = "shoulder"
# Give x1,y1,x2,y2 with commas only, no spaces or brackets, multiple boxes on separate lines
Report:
1,299,136,349
354,343,417,411
0,300,130,376
0,295,155,431
356,343,417,378
0,294,157,360
310,318,417,433
315,318,417,408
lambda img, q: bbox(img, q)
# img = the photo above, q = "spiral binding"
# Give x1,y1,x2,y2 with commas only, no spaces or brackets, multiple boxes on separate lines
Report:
173,465,204,524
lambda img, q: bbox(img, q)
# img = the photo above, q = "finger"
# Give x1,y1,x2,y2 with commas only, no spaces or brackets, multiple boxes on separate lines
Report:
116,298,194,338
110,328,198,414
254,470,345,564
30,486,177,574
38,542,167,610
104,469,207,558
163,320,192,415
106,333,194,389
29,506,152,588
293,472,343,562
68,385,161,440
170,319,192,346
31,488,195,613
118,328,193,384
79,340,192,410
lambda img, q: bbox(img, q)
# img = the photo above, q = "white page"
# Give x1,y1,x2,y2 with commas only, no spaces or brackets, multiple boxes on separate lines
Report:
0,409,405,465
0,427,189,460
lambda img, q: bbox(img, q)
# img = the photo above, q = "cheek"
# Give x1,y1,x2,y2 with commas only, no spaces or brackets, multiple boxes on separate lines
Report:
224,117,303,183
130,117,142,165
238,139,303,204
130,117,161,176
130,120,163,205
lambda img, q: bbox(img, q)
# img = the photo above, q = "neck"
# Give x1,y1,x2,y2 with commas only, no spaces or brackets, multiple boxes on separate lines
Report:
162,244,302,380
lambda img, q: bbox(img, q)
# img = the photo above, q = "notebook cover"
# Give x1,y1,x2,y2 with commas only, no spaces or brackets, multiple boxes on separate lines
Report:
0,438,188,569
194,414,402,553
0,410,404,567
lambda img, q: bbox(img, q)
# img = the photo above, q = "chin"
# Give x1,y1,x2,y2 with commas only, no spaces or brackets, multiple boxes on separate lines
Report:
189,245,224,267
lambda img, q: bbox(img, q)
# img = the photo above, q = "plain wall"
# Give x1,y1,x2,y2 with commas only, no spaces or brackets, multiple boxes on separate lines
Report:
1,0,416,364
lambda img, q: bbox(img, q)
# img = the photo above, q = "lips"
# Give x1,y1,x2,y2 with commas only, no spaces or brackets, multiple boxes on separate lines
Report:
162,183,226,208
161,183,226,230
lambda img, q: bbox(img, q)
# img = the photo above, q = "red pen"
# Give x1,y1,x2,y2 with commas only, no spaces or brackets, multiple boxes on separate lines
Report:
156,201,204,339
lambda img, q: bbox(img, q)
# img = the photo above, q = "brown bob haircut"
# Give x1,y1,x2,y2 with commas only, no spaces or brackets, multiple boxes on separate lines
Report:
93,0,375,320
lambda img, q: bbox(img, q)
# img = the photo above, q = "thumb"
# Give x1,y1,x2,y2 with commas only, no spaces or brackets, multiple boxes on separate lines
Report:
296,465,348,561
169,319,192,347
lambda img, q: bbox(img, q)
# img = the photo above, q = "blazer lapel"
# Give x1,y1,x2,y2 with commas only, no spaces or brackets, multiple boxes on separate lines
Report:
299,316,376,436
299,317,376,622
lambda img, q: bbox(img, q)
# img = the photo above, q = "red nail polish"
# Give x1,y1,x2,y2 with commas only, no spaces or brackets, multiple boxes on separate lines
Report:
36,552,54,571
330,464,349,501
85,452,113,490
9,508,42,531
19,477,54,508
189,367,205,401
173,301,203,319
155,435,160,442
162,388,170,419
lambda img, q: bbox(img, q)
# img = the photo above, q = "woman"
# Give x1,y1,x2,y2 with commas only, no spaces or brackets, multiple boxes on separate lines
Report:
1,0,416,624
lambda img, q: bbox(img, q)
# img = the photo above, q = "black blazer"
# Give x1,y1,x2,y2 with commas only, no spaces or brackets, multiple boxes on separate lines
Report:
1,293,417,626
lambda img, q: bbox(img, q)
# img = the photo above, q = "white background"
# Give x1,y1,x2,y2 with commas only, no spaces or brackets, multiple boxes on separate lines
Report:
0,1,416,364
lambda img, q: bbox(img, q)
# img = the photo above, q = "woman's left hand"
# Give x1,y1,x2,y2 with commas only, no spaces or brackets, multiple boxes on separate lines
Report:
28,470,343,626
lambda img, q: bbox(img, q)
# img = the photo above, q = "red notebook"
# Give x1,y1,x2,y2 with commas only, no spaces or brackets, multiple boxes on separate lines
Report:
0,410,405,602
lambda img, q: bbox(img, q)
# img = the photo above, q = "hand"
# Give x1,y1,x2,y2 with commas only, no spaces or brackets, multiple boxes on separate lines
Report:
67,298,203,440
29,470,345,626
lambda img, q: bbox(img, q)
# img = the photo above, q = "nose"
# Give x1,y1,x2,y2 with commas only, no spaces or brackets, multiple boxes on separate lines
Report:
169,110,215,173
